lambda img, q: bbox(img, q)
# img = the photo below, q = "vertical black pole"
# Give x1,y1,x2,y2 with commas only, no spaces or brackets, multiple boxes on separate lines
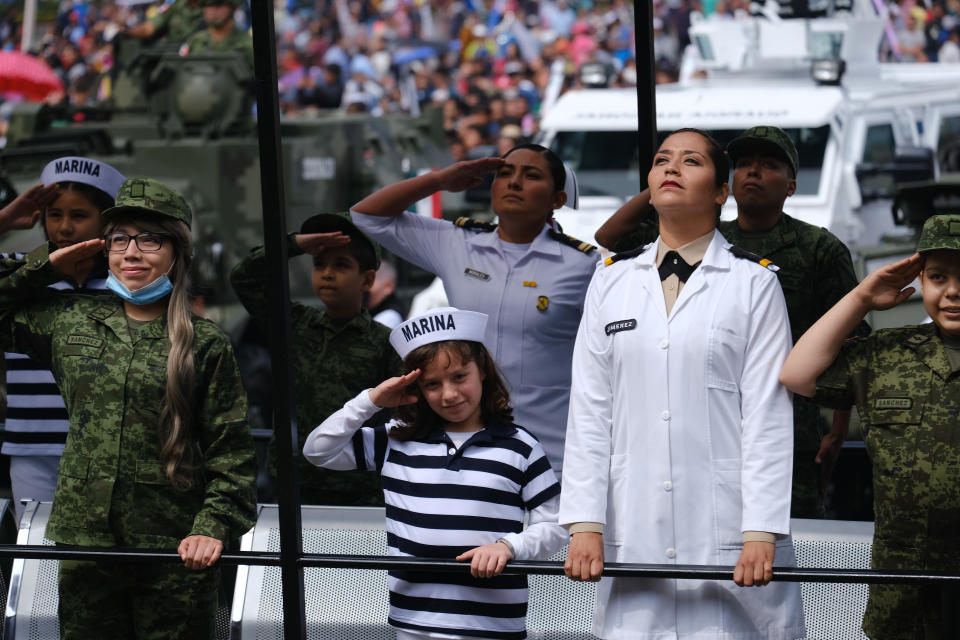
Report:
249,2,307,638
634,0,657,189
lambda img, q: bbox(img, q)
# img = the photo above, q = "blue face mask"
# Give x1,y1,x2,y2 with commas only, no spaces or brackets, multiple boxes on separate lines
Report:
106,272,174,305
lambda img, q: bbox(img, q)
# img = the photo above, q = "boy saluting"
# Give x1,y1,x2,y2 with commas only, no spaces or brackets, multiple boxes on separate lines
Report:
781,214,960,639
231,213,401,505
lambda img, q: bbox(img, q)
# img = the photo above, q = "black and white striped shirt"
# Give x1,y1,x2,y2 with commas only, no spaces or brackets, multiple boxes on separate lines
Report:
304,391,565,640
2,253,110,457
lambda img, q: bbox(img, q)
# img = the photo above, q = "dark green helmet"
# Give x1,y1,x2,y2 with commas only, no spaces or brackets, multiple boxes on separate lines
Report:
102,178,193,229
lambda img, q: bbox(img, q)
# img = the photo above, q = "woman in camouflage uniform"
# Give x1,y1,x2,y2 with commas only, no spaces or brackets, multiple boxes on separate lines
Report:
0,178,256,640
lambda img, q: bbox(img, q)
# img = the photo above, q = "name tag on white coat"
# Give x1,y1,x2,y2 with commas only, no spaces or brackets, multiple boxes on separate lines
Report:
604,319,637,335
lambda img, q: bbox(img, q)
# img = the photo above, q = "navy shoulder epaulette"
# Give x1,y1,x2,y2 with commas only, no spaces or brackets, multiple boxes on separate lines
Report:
454,217,497,232
728,245,779,272
547,228,597,254
603,244,645,266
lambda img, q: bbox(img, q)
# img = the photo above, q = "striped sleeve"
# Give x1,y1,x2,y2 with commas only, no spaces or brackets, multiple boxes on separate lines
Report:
303,390,388,470
501,435,565,560
520,436,561,510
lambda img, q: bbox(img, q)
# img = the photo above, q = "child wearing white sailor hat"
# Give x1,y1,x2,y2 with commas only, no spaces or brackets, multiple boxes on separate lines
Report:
38,156,125,249
0,155,124,519
304,306,566,640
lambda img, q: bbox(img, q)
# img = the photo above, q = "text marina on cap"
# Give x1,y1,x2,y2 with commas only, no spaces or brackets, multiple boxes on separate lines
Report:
400,313,456,342
54,158,102,177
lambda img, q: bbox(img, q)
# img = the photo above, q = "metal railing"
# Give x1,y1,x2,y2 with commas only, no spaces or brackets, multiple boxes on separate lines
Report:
0,545,957,587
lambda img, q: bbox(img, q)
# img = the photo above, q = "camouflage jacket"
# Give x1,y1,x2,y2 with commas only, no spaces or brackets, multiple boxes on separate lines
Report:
815,324,960,564
0,244,257,548
230,236,402,503
150,0,203,44
185,26,254,70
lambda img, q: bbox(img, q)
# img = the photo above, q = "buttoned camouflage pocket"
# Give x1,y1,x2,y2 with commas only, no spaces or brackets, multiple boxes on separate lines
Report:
59,341,106,380
131,460,199,539
863,398,922,480
50,454,91,528
61,342,105,358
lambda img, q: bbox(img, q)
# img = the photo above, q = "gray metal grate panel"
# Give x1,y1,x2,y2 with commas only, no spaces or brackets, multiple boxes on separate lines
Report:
254,527,392,640
793,519,874,640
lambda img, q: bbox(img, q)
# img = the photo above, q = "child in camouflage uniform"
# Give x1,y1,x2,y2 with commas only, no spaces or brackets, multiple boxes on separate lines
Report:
0,178,256,640
230,212,401,505
781,214,960,639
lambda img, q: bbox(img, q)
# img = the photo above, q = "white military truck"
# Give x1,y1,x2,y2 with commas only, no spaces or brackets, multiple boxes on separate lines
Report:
538,3,960,325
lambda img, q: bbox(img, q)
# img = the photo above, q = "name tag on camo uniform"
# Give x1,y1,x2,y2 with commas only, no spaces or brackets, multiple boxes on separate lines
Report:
874,398,913,410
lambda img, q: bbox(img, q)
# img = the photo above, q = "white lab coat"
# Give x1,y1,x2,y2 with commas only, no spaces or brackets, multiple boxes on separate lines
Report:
559,231,806,640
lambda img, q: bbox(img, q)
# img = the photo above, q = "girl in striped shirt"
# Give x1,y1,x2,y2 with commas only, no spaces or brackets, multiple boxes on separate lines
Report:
304,307,565,640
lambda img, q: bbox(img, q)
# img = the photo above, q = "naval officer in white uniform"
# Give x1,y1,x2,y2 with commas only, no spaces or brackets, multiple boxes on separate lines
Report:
560,129,806,639
351,144,597,472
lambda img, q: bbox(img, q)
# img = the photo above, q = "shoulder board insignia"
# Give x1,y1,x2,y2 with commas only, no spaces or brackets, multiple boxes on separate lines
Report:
547,228,597,254
454,217,497,232
604,245,645,266
728,245,779,272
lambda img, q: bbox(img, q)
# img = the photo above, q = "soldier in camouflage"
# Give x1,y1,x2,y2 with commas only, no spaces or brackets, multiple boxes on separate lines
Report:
781,214,960,639
595,125,869,518
230,212,402,506
127,0,204,46
184,0,254,71
0,178,256,639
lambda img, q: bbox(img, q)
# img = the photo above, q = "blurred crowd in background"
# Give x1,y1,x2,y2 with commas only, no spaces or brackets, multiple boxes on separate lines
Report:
1,0,960,153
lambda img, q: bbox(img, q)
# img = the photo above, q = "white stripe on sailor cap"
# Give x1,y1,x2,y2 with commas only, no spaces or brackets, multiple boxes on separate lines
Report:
563,163,579,210
40,156,125,199
389,307,488,360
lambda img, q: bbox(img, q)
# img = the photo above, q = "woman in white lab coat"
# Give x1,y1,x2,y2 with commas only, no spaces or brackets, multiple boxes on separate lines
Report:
559,129,806,640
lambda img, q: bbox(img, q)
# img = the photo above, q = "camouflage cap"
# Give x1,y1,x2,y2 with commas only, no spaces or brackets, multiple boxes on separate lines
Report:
726,125,799,177
101,178,192,229
917,214,960,252
301,212,381,270
201,0,241,5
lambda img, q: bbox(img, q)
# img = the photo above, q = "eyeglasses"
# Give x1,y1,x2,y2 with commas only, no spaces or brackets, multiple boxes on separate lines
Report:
103,232,170,253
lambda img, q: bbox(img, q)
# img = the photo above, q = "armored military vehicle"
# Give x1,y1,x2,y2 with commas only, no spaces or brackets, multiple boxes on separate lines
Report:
0,37,454,321
538,1,960,326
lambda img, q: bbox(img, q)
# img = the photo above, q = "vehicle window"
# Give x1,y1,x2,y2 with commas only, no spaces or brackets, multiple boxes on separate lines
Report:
862,123,896,164
553,131,642,199
937,115,960,173
550,125,829,198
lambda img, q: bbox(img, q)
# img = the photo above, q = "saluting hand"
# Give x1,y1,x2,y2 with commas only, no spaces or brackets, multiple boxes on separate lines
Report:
294,231,351,256
368,370,422,408
178,534,224,570
855,253,923,311
50,238,105,280
0,184,60,234
434,157,505,193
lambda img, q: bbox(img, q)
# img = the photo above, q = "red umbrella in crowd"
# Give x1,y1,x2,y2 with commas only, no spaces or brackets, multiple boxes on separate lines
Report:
0,50,64,102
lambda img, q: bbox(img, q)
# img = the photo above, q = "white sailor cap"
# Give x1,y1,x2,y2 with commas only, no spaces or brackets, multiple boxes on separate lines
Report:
390,307,488,360
40,156,125,199
563,163,579,210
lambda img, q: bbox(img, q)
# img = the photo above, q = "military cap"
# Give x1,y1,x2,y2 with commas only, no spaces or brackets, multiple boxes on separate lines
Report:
917,214,960,252
201,0,241,5
301,212,381,270
101,178,193,228
726,125,799,177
